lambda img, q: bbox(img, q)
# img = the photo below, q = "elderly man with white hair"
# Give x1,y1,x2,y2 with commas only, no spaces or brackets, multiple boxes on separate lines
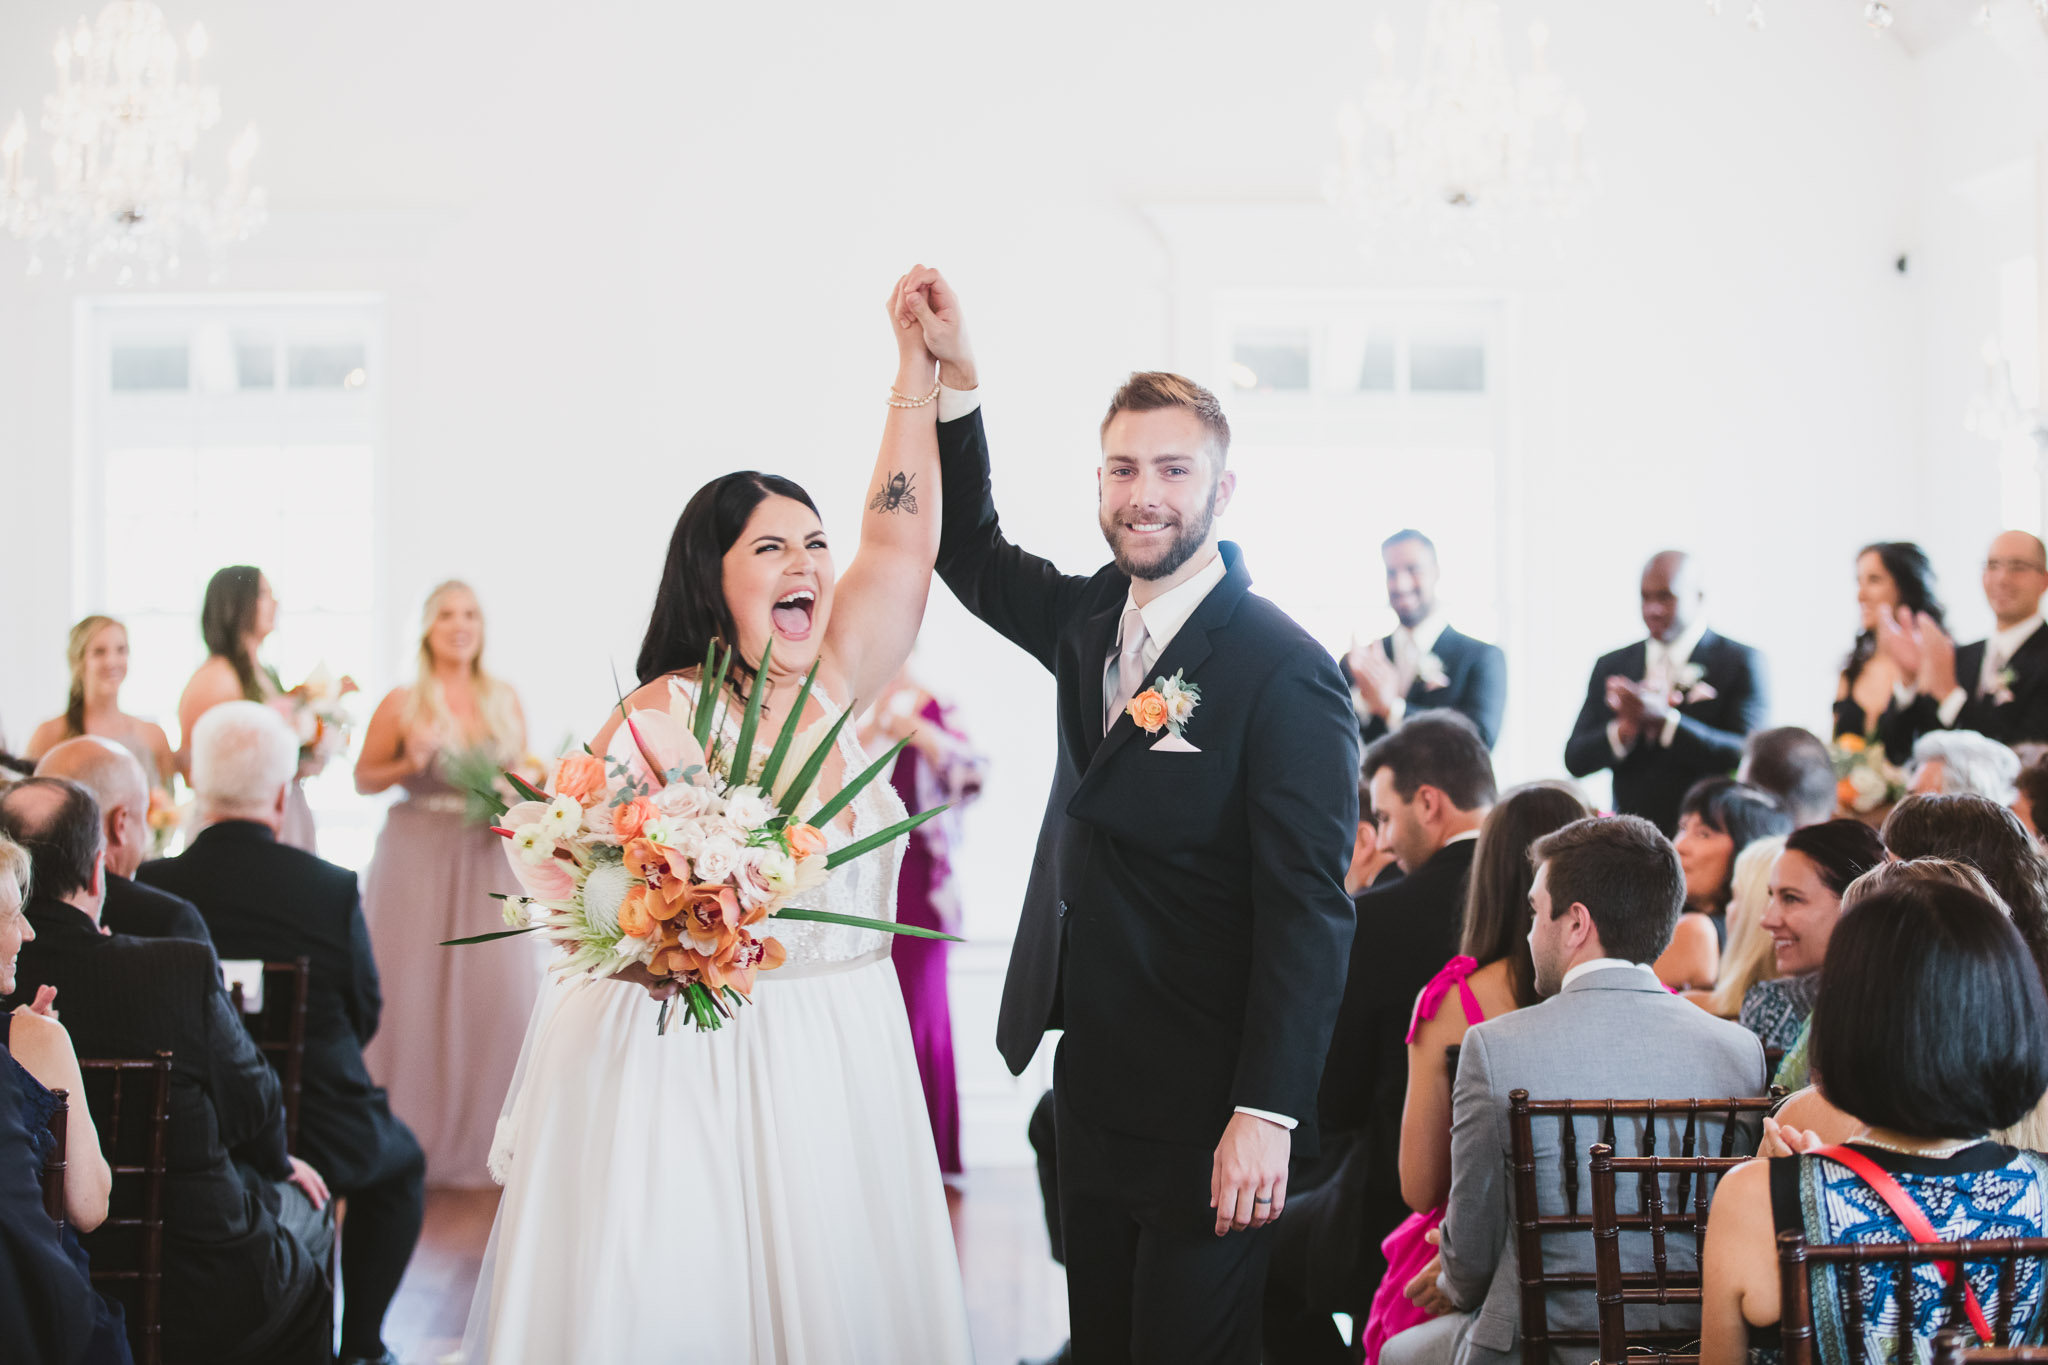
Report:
34,735,210,944
139,701,423,1365
1905,728,2023,803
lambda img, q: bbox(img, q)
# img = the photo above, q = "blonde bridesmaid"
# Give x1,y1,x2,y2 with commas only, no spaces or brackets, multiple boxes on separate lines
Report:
355,581,540,1187
27,615,177,789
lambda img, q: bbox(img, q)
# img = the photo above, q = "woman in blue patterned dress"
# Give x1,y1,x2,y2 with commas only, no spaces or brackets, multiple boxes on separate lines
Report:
1699,875,2048,1365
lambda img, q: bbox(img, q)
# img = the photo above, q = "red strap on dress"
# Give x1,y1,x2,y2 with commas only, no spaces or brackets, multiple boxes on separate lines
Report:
1811,1144,1998,1345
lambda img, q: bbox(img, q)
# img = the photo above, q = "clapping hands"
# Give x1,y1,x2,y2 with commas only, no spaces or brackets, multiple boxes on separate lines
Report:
1877,606,1957,699
1346,638,1401,720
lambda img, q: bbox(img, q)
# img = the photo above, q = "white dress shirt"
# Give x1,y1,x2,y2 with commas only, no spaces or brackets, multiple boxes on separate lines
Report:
1560,957,1660,990
1607,619,1708,760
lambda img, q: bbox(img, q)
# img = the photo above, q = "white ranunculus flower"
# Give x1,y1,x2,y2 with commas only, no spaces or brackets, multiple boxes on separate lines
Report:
1847,764,1889,814
511,824,555,865
540,795,583,838
694,833,744,883
724,786,773,831
579,860,633,938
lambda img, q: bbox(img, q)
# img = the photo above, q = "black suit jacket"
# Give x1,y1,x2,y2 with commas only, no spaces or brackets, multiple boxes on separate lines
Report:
1563,631,1769,835
101,869,213,943
1343,627,1507,749
1879,625,2048,761
3,896,320,1363
0,1042,101,1365
935,407,1358,1154
139,821,417,1192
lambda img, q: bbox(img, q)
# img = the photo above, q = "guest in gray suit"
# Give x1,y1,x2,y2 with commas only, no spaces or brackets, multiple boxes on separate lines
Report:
1382,814,1767,1365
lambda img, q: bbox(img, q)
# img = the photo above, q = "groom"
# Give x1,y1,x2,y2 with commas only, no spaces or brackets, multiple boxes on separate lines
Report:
905,272,1359,1364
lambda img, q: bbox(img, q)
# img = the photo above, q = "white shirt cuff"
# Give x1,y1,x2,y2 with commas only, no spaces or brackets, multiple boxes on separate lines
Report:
1658,711,1682,748
1607,720,1632,761
1938,687,1969,728
937,384,981,423
1893,682,1919,708
1351,685,1376,725
1384,697,1407,730
1234,1106,1297,1130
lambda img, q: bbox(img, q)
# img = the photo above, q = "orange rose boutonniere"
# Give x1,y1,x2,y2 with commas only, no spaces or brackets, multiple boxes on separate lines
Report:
1126,669,1202,751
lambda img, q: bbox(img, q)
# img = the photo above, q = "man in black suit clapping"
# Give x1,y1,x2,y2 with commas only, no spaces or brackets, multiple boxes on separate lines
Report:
1344,531,1507,749
1564,551,1768,835
1878,531,2048,759
139,702,422,1365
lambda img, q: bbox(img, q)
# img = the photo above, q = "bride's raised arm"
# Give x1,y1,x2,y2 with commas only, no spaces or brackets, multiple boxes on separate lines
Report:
823,267,946,711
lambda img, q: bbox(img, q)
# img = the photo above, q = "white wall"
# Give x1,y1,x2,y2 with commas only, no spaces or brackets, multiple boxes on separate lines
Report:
3,0,2044,1163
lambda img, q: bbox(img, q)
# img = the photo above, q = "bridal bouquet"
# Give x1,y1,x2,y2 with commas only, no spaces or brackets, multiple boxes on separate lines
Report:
448,641,953,1033
1830,733,1906,815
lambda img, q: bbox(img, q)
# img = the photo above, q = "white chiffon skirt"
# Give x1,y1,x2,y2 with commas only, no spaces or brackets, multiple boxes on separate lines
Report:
457,954,975,1364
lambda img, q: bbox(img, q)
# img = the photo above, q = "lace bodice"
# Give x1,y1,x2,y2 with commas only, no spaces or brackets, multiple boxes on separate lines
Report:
665,677,907,972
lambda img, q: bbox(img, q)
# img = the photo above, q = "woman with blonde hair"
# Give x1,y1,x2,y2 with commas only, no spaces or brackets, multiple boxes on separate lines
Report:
27,615,176,790
1688,834,1788,1019
355,580,538,1186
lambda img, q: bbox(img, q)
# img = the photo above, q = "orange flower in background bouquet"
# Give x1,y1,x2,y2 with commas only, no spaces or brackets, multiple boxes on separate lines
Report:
446,640,956,1033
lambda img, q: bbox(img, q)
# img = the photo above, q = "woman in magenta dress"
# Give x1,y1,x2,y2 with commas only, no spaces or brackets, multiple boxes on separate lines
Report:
862,667,985,1175
1362,782,1589,1364
354,580,539,1186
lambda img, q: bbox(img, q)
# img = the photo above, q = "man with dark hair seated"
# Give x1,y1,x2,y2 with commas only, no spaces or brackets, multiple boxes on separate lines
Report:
1265,712,1495,1363
0,776,333,1365
1382,814,1765,1365
1736,726,1839,829
142,701,423,1365
34,736,210,943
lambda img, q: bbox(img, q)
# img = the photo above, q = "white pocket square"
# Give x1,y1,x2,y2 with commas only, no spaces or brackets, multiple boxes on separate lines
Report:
1150,733,1201,753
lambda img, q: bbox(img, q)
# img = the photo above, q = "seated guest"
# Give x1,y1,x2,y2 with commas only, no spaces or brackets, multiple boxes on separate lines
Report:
0,778,332,1365
1904,728,2022,802
1699,877,2048,1365
1656,779,1793,990
141,701,423,1365
1379,814,1765,1365
1737,821,1886,1067
1357,782,1590,1365
2017,760,2048,845
34,737,209,943
1565,551,1769,835
1737,727,1839,828
1687,836,1787,1019
1344,530,1508,749
1883,793,2048,983
1263,712,1495,1364
1,832,130,1365
1877,531,2048,761
1835,542,1944,760
0,1027,103,1365
1349,769,1403,895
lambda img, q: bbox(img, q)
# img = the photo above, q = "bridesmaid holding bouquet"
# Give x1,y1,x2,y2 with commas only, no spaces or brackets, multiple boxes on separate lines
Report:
355,580,540,1186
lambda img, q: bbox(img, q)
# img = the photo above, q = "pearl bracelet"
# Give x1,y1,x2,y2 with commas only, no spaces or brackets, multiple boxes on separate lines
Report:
887,381,942,409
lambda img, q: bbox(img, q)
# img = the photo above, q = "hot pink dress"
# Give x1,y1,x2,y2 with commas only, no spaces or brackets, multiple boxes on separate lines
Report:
1360,955,1487,1365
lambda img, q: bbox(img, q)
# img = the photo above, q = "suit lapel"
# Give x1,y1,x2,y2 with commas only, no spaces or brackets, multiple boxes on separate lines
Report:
1082,544,1250,781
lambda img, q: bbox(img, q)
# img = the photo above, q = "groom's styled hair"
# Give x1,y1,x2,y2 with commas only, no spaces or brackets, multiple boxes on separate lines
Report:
1100,372,1231,469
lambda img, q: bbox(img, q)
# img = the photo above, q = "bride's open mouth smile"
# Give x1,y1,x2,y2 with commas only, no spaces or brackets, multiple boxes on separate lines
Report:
771,587,817,642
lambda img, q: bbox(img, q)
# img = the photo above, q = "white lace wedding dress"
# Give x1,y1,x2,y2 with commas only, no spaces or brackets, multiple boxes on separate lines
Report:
457,685,975,1363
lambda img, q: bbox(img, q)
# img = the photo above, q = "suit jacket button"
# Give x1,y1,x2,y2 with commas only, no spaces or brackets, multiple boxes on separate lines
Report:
1057,900,1068,919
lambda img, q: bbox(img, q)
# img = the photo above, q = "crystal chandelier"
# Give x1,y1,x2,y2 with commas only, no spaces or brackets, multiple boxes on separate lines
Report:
0,2,266,283
1325,0,1591,240
1709,0,2048,33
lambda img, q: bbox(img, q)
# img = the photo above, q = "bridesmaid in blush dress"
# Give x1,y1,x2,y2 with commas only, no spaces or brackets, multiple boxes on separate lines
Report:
862,666,986,1175
355,581,541,1188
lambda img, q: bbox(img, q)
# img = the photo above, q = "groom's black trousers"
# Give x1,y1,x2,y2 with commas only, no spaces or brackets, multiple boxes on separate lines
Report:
1055,1043,1273,1365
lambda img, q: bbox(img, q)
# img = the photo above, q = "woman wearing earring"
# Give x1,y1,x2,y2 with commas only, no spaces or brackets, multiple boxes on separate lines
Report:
176,566,321,852
354,581,538,1186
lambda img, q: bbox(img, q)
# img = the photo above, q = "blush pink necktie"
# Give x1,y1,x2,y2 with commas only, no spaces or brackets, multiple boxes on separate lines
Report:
1105,607,1149,735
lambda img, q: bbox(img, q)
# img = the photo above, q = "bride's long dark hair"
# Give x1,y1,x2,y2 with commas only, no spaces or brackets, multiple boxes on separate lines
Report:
636,472,823,689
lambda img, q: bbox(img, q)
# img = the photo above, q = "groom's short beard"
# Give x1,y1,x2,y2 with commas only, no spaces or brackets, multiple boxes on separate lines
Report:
1102,485,1219,582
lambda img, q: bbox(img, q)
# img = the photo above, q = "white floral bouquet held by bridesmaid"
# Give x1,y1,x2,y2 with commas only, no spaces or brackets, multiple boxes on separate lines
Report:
445,639,957,1034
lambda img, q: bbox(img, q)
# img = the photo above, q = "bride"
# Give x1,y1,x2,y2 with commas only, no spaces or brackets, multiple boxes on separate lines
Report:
459,270,973,1363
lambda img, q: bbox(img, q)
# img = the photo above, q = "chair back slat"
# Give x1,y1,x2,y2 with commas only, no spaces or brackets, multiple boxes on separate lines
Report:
41,1087,68,1225
1512,1090,1773,1365
1932,1328,2048,1365
78,1053,172,1365
227,957,311,1154
1777,1232,2048,1365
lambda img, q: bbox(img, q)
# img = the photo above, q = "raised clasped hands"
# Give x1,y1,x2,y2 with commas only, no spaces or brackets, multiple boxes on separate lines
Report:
894,266,975,391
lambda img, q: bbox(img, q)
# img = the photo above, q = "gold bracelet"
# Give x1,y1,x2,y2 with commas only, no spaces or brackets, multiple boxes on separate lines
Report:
887,381,942,409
